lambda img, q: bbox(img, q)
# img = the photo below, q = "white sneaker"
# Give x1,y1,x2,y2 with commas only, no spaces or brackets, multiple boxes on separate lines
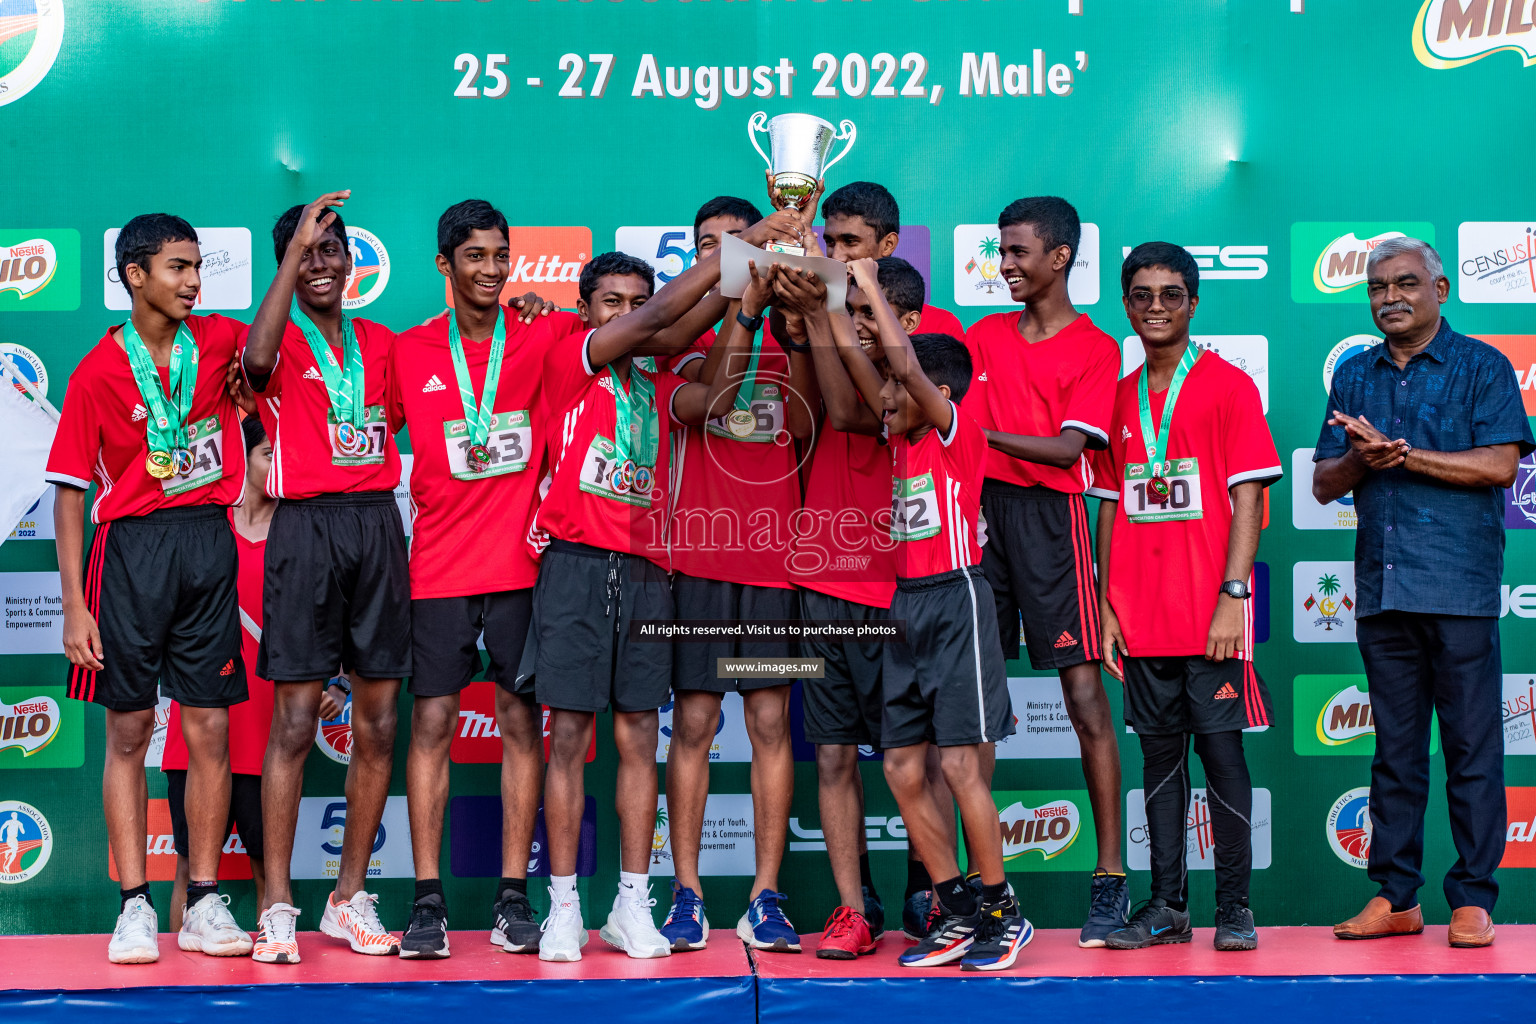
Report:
178,893,254,956
599,884,671,959
319,890,400,955
538,887,589,962
253,903,302,964
107,894,159,964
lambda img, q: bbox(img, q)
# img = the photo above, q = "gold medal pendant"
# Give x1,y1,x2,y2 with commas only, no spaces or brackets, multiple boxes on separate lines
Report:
146,450,175,480
727,409,756,438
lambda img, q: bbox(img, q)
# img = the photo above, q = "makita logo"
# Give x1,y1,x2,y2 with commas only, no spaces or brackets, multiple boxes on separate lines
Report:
458,709,501,740
511,254,584,284
505,227,593,308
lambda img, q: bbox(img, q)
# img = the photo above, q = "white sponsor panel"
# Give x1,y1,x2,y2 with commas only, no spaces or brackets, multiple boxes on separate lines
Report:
789,813,908,852
1457,222,1536,303
1120,244,1268,281
143,692,174,770
1504,674,1536,755
615,226,697,289
1127,787,1272,871
1505,584,1536,619
1290,449,1357,529
290,794,413,880
0,343,49,400
1121,335,1269,412
657,690,752,763
394,453,414,537
1293,561,1357,643
953,222,1099,307
653,793,757,875
0,572,63,655
104,228,252,311
995,677,1081,759
8,486,55,541
1322,334,1383,393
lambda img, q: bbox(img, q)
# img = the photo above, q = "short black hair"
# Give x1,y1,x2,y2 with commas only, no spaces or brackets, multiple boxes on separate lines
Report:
997,196,1080,273
272,204,347,264
693,196,762,242
579,251,655,305
115,214,198,297
438,199,509,261
822,181,900,240
909,332,972,403
1120,241,1200,299
242,414,268,455
876,256,925,316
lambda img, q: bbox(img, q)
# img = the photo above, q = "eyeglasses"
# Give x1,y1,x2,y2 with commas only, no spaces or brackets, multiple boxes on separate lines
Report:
1127,288,1189,311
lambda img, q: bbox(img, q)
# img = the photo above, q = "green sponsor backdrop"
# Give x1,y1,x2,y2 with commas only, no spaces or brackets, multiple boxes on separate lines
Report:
2,0,1534,934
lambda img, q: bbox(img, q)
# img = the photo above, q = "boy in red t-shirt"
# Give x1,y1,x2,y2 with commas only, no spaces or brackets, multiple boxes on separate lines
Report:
1089,243,1278,953
835,258,1030,972
46,214,250,963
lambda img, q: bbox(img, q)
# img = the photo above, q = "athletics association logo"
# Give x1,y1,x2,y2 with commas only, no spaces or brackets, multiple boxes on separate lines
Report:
0,343,47,400
1415,0,1536,69
0,800,51,883
0,0,64,109
1322,335,1384,393
315,688,353,764
1327,787,1373,869
343,227,390,311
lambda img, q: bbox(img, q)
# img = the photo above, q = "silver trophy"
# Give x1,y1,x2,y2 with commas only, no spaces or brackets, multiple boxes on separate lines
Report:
748,111,857,212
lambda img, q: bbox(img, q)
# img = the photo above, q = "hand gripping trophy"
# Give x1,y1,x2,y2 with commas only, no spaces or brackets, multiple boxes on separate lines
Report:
747,111,856,255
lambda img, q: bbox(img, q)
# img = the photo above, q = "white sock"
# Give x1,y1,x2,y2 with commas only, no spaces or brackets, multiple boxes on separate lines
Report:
551,874,579,901
618,870,649,898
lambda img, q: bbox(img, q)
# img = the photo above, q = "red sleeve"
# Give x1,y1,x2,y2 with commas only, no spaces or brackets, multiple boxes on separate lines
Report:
44,363,101,491
670,331,712,375
656,370,686,431
198,313,244,364
385,333,405,435
916,305,965,340
1085,444,1120,500
1062,336,1117,450
1221,370,1283,489
542,326,596,414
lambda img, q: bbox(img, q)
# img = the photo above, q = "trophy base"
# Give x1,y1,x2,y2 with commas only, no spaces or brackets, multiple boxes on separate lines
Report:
764,240,806,257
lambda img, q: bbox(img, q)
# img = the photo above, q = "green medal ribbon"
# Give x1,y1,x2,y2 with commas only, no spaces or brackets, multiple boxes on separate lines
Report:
289,296,364,427
609,363,660,470
1136,344,1199,486
122,319,198,454
732,334,763,413
447,308,507,450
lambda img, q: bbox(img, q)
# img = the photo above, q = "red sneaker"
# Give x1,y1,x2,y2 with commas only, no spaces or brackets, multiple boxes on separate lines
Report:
817,905,876,960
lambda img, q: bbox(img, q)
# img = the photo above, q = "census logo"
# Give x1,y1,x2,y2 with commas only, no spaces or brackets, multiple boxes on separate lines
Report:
1129,788,1273,871
954,222,1098,307
1322,335,1383,394
615,226,696,287
0,0,65,109
343,227,390,311
0,343,47,401
1327,787,1373,869
1504,675,1536,754
1415,0,1536,69
0,800,51,884
315,687,353,765
998,798,1081,862
1123,336,1268,412
1457,223,1536,302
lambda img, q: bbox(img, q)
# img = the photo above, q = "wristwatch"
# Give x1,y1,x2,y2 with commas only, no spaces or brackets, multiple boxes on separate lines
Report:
1219,580,1251,600
330,677,352,696
737,310,765,332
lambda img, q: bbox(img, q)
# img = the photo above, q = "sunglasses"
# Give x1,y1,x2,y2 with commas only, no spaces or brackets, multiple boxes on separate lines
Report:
1127,287,1189,311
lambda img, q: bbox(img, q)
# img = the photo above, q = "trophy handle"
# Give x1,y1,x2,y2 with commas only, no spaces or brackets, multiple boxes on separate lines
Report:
747,111,771,169
821,119,857,174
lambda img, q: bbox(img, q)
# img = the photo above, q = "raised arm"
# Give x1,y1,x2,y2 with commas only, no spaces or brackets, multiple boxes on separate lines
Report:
850,258,951,436
674,263,773,427
245,191,350,378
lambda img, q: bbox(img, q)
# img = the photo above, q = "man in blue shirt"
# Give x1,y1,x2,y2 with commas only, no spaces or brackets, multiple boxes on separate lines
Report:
1313,237,1533,949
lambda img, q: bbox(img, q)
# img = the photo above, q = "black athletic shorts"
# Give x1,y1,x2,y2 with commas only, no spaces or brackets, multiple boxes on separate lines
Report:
1122,655,1274,736
166,769,264,860
67,506,245,713
258,491,412,682
409,590,535,698
882,566,1014,748
517,540,672,713
980,481,1102,670
672,573,797,693
799,588,885,748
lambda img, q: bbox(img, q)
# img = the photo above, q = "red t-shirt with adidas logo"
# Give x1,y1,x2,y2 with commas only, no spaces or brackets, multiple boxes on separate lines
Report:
387,307,559,599
45,316,248,523
888,403,988,579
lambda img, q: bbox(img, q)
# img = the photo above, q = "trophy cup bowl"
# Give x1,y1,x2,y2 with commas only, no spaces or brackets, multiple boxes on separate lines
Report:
748,111,857,210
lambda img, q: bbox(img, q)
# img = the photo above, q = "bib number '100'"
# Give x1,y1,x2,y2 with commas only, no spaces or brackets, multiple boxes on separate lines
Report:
444,410,531,480
890,472,940,541
162,415,225,496
328,405,389,466
1124,458,1203,523
579,434,656,508
706,382,785,443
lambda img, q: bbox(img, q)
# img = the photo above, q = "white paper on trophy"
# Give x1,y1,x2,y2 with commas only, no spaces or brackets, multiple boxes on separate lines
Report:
719,230,847,312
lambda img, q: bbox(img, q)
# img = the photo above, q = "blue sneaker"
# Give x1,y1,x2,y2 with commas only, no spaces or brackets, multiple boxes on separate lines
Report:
660,881,709,951
736,890,800,953
901,890,934,941
1079,870,1130,948
862,885,885,939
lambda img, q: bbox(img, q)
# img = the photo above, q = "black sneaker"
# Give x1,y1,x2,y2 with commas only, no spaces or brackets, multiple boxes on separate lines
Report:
898,904,983,967
959,896,1034,972
862,885,885,939
1214,902,1258,951
399,893,450,959
1104,899,1192,950
901,889,934,941
491,888,541,953
1079,871,1130,948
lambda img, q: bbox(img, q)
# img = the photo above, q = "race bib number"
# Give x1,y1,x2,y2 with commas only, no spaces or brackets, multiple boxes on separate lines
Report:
706,382,785,443
328,405,389,466
443,410,532,481
162,415,225,497
578,433,656,509
890,472,940,542
1124,457,1203,523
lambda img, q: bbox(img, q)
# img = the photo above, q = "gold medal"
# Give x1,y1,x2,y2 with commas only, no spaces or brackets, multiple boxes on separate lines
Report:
727,409,756,438
146,450,175,480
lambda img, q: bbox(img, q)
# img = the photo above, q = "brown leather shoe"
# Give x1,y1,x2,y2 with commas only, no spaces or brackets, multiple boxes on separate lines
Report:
1333,897,1424,939
1448,906,1495,947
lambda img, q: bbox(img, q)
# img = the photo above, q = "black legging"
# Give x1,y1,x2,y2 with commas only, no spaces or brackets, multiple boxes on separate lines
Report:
1139,730,1253,907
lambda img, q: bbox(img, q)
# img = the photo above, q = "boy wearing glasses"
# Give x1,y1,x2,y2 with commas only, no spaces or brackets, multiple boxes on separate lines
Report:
962,197,1127,946
1088,242,1278,951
